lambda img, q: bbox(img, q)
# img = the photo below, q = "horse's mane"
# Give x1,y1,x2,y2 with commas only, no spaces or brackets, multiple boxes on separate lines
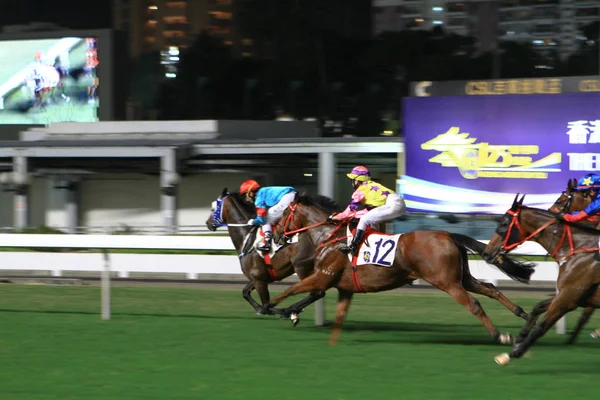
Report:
524,206,600,235
296,193,342,214
228,192,257,214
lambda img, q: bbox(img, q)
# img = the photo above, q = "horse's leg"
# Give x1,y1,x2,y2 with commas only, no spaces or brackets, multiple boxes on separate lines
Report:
444,285,512,345
567,307,594,344
329,289,354,346
462,277,528,320
495,289,581,366
515,297,551,344
241,281,262,313
282,290,327,326
266,271,332,311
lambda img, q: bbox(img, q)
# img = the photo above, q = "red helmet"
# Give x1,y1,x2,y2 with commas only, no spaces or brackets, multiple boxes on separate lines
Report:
240,179,260,196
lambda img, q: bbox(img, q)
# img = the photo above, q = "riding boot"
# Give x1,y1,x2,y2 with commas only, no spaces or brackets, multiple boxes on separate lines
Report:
340,229,365,256
257,231,273,252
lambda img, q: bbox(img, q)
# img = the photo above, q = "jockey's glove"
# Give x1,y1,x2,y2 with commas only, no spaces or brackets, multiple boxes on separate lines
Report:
247,219,255,225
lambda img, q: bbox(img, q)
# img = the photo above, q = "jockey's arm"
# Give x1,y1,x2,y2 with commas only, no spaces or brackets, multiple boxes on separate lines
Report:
252,207,267,225
334,189,366,220
565,197,600,222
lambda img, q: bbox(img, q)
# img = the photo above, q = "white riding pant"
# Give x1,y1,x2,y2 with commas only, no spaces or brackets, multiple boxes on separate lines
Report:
357,193,406,231
261,191,297,235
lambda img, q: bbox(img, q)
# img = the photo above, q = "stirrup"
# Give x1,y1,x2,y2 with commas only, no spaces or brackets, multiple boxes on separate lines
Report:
257,244,271,252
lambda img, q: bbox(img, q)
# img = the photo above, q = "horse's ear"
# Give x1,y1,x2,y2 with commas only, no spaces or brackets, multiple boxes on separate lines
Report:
518,194,526,205
221,187,228,197
511,193,520,210
294,192,299,202
571,178,577,189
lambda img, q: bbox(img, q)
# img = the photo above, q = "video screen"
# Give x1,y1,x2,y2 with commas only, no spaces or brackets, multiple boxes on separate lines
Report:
0,37,99,124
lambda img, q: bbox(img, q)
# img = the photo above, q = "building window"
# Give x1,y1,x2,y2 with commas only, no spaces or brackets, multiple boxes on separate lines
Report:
209,11,233,19
145,36,156,43
164,16,189,24
446,2,466,12
241,38,254,46
163,30,186,38
224,40,233,46
166,1,187,9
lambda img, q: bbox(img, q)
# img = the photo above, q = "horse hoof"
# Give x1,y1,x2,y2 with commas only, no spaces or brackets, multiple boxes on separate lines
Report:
494,353,511,366
290,312,299,327
499,333,514,345
590,329,600,339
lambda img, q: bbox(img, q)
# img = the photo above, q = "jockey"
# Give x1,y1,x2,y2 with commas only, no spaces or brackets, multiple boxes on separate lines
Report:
329,165,406,256
563,173,600,222
240,179,297,252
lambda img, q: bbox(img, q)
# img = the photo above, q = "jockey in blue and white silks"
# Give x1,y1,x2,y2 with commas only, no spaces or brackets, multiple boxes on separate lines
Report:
240,179,296,252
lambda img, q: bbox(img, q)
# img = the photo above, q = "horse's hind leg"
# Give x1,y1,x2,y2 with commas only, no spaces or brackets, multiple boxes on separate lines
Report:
445,285,512,345
329,289,354,346
463,277,528,320
567,307,594,344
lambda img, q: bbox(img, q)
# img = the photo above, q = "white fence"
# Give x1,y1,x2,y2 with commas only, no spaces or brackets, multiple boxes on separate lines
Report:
0,234,565,332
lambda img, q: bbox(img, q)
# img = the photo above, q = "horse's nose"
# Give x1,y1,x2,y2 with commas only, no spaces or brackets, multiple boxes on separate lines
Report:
205,219,216,232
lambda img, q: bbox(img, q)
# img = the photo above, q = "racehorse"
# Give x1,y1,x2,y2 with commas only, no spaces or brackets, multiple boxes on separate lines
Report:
514,180,599,346
266,193,535,345
483,194,600,366
205,188,337,323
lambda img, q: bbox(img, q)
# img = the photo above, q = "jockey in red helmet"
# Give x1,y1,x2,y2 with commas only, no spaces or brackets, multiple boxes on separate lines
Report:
239,179,297,252
330,166,406,256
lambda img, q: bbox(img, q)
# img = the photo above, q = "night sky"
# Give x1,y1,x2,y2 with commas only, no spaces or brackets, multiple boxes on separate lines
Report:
1,0,111,30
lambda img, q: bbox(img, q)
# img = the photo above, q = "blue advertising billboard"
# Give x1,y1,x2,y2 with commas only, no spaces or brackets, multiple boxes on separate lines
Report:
399,92,600,214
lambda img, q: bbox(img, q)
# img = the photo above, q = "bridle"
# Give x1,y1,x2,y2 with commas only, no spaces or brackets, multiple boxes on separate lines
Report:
500,204,556,252
209,194,256,228
500,203,599,262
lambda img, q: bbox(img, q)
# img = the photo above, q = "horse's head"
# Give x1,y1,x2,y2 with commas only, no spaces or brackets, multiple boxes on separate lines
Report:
483,194,527,261
205,187,255,231
549,178,590,213
206,187,230,231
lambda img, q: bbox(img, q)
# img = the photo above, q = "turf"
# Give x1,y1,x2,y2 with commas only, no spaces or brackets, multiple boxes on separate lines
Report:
0,285,598,400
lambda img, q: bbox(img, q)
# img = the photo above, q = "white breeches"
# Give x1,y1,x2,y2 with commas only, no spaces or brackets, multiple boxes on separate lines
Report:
262,191,297,234
357,193,406,231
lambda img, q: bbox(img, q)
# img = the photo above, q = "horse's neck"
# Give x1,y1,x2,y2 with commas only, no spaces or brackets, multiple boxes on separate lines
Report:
226,200,255,252
302,210,339,245
524,210,595,257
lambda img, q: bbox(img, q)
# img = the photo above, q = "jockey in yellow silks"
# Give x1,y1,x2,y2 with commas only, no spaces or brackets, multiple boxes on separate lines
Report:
329,165,406,256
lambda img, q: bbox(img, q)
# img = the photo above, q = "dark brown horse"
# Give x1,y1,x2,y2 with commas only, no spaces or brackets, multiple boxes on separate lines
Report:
483,194,600,366
546,178,599,343
266,194,534,345
205,188,339,323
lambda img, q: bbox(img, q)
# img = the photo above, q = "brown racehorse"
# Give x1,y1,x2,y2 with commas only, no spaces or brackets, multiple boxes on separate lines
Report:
483,194,600,366
266,194,535,345
206,188,338,323
516,179,597,346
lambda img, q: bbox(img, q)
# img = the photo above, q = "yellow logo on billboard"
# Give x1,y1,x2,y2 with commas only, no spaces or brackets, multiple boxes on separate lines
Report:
421,127,562,179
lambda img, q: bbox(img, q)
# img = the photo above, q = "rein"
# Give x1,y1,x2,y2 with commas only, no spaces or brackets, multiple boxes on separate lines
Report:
279,203,352,248
503,205,600,262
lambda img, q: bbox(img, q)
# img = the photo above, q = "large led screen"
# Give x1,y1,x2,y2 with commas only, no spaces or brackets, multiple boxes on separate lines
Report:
399,92,600,214
0,37,99,124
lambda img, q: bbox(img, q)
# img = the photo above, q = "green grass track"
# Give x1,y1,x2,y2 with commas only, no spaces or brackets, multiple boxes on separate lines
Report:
0,285,598,400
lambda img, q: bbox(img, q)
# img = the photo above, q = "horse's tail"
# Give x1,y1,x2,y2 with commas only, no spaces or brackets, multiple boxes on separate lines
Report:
449,233,535,284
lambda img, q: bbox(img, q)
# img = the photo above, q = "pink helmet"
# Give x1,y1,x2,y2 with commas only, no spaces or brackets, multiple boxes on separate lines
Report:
347,165,370,182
